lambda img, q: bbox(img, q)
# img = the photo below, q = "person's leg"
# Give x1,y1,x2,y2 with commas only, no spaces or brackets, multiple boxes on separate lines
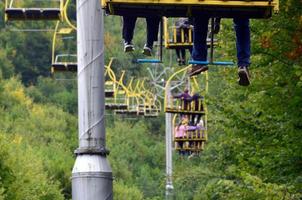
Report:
190,16,210,76
192,16,209,62
234,18,250,67
234,18,251,86
188,47,193,56
142,16,160,56
181,48,186,65
122,16,137,43
146,16,161,48
176,49,182,65
122,16,137,52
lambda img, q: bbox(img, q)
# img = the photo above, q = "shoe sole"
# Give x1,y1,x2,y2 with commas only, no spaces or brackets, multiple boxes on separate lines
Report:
189,66,208,77
142,49,152,56
124,46,134,52
238,70,250,86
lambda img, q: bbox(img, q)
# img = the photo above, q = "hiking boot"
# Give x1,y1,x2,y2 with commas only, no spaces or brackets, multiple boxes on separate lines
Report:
238,66,250,86
124,41,134,52
188,64,208,77
142,45,152,56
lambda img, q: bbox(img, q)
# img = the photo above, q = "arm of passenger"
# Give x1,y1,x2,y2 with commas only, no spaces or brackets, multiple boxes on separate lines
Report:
173,93,184,99
186,126,197,131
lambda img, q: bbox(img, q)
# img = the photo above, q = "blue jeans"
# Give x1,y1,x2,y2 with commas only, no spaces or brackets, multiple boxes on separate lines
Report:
122,16,161,48
192,17,251,67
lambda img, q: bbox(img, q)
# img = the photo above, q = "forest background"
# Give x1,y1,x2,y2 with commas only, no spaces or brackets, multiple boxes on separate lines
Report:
0,0,301,199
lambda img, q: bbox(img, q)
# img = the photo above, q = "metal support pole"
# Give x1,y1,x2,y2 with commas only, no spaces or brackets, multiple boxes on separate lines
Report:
72,0,113,199
159,17,163,62
210,18,215,64
165,84,174,199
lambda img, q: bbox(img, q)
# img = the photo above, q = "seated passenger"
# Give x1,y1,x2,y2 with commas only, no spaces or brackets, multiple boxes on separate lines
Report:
174,18,192,66
173,89,203,111
122,16,161,56
175,116,190,155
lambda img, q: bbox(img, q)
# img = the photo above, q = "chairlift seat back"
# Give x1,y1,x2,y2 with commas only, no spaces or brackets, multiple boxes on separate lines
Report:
5,8,61,20
101,0,279,18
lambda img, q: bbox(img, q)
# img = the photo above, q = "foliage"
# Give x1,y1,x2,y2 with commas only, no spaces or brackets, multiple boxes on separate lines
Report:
0,0,301,199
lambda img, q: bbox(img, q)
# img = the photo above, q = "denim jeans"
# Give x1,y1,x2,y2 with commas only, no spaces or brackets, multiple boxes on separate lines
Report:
122,16,161,48
192,17,251,67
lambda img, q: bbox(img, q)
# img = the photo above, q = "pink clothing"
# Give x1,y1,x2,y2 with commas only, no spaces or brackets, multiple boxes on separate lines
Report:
175,125,187,138
175,124,205,138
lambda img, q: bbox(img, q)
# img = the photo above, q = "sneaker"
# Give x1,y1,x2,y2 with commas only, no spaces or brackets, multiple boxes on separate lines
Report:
188,64,208,77
238,66,250,86
142,45,152,56
124,41,134,52
177,58,182,66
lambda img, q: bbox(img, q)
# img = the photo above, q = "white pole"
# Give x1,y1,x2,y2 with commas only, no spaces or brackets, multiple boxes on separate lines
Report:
165,84,174,199
72,0,113,199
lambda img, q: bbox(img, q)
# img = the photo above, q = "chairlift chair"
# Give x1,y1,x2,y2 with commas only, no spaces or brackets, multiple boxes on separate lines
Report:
163,17,218,50
101,0,279,18
137,79,162,117
173,114,208,154
104,61,116,98
104,59,129,110
164,66,207,115
5,0,64,21
51,22,77,73
114,79,145,116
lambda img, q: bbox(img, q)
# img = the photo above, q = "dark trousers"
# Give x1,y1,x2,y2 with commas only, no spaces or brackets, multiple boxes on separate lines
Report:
192,16,251,67
175,28,192,61
122,16,161,47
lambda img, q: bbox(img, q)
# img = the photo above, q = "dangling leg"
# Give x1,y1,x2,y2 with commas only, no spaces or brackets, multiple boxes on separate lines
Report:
122,16,137,52
143,16,161,56
190,15,210,76
234,17,251,86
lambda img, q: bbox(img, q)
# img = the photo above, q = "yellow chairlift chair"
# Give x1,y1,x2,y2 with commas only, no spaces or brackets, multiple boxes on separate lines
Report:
164,66,208,115
138,79,161,118
163,17,218,50
114,78,140,116
173,114,207,154
104,60,128,110
104,59,116,98
51,21,77,73
101,0,279,18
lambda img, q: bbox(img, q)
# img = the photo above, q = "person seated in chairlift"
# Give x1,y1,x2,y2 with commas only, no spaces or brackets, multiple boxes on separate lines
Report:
174,116,189,155
122,15,161,56
173,89,203,111
174,18,193,66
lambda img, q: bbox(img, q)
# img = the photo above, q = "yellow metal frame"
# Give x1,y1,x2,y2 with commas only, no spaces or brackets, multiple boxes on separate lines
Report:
138,79,161,117
51,21,76,74
5,0,65,22
105,58,129,108
172,113,208,152
104,59,116,97
165,66,209,151
164,17,220,50
164,66,207,114
101,0,279,17
164,17,193,49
